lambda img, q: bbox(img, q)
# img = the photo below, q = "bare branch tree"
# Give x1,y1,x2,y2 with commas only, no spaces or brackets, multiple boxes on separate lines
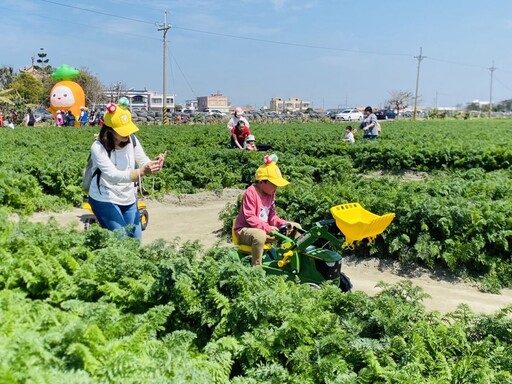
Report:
386,90,413,117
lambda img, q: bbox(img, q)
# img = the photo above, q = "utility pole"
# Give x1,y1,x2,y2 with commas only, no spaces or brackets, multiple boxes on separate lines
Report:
413,47,426,121
158,10,171,125
488,61,496,119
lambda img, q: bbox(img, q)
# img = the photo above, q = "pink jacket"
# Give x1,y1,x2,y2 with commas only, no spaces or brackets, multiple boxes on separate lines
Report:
234,185,287,236
55,114,64,126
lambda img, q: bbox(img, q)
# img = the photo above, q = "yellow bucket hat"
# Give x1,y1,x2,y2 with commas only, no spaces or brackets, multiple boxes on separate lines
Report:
104,102,139,137
255,155,289,187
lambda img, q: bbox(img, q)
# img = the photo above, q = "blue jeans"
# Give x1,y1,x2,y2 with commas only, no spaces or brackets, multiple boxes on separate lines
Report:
88,197,142,239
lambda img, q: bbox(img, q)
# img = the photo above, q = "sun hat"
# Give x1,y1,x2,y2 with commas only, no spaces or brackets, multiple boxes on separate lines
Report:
103,102,139,137
247,134,255,142
234,107,244,116
255,155,289,187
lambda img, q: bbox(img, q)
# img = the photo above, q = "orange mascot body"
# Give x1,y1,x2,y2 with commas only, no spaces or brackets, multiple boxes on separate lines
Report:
48,64,85,126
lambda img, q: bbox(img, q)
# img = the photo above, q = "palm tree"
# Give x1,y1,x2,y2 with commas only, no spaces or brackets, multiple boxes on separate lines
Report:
0,89,15,105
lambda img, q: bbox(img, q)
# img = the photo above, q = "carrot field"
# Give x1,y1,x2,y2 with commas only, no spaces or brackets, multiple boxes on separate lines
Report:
1,119,512,382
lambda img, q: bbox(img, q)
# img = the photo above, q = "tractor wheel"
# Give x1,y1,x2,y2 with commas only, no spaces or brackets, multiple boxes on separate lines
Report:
84,218,96,231
140,210,149,231
339,272,352,293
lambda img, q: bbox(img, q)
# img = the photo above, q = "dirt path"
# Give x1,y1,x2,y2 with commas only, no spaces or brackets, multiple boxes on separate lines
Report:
26,190,512,315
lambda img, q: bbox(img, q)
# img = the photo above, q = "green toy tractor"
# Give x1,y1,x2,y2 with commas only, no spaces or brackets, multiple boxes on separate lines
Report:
233,203,395,292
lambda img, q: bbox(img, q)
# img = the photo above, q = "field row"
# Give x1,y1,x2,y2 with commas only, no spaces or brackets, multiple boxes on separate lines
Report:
1,120,512,288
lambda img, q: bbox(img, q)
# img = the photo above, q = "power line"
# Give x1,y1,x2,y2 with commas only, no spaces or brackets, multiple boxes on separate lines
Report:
427,56,487,70
16,0,512,106
172,26,412,57
494,75,512,92
37,0,154,24
35,0,412,58
169,49,197,98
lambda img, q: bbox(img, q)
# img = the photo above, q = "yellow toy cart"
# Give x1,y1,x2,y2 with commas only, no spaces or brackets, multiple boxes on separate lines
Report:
80,201,149,231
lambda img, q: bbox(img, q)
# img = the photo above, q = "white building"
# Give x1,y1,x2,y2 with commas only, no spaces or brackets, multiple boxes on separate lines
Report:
103,88,176,112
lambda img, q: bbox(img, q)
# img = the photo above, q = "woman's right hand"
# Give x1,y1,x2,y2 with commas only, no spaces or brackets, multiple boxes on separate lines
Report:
141,160,162,176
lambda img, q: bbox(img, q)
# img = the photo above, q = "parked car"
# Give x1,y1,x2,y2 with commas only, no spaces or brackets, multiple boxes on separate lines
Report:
335,109,363,121
203,108,226,116
32,108,54,123
375,109,397,120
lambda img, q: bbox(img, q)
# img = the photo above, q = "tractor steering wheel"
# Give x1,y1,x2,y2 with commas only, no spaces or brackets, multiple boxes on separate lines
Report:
277,223,292,235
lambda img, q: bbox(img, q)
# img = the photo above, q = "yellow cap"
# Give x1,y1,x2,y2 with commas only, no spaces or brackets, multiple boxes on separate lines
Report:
255,163,289,187
104,103,139,137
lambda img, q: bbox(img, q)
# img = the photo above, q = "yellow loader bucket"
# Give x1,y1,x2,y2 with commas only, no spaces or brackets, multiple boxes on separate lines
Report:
330,203,395,247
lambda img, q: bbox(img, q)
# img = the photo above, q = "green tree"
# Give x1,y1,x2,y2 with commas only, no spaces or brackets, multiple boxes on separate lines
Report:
11,73,44,104
465,102,481,112
0,66,16,90
34,48,52,74
74,67,106,107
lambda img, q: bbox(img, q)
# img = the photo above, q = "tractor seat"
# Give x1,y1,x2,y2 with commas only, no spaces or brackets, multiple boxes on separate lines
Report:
232,220,273,254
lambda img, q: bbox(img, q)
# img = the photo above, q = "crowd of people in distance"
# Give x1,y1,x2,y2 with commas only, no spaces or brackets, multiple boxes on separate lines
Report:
55,106,103,127
226,105,381,149
1,106,105,128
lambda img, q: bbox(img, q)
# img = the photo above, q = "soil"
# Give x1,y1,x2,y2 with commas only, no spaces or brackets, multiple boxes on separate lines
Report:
24,189,512,315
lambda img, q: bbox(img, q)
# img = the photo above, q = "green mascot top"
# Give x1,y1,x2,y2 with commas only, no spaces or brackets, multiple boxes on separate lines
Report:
51,64,80,81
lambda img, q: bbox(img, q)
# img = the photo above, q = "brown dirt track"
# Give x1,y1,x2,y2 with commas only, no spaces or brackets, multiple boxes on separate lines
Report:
26,189,512,315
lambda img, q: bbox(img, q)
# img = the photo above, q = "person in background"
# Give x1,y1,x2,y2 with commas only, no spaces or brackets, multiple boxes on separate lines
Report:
23,108,35,127
10,110,18,124
227,107,250,147
231,120,251,149
55,110,64,126
4,116,15,129
234,155,297,266
62,110,70,126
66,110,76,127
79,106,89,126
344,126,355,143
87,102,166,240
89,109,97,126
359,106,379,140
245,134,257,151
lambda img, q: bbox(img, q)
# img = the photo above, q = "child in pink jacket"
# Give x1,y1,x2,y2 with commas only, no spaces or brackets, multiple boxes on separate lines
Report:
234,155,296,265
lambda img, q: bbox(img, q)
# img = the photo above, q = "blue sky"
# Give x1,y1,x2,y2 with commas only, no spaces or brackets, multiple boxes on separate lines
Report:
1,0,511,110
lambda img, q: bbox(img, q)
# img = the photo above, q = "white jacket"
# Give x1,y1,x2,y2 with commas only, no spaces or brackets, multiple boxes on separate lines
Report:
88,136,151,205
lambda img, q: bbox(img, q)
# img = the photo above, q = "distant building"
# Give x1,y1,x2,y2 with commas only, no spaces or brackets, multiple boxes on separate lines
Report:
103,88,176,112
147,91,175,112
270,98,284,112
270,97,311,112
19,65,46,80
197,93,229,113
185,99,198,110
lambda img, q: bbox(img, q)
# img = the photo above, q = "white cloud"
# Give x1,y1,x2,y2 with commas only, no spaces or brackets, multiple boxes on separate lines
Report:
272,0,286,10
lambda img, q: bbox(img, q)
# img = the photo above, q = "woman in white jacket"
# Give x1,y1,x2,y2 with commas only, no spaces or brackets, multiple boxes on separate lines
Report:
227,107,250,147
88,102,165,239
